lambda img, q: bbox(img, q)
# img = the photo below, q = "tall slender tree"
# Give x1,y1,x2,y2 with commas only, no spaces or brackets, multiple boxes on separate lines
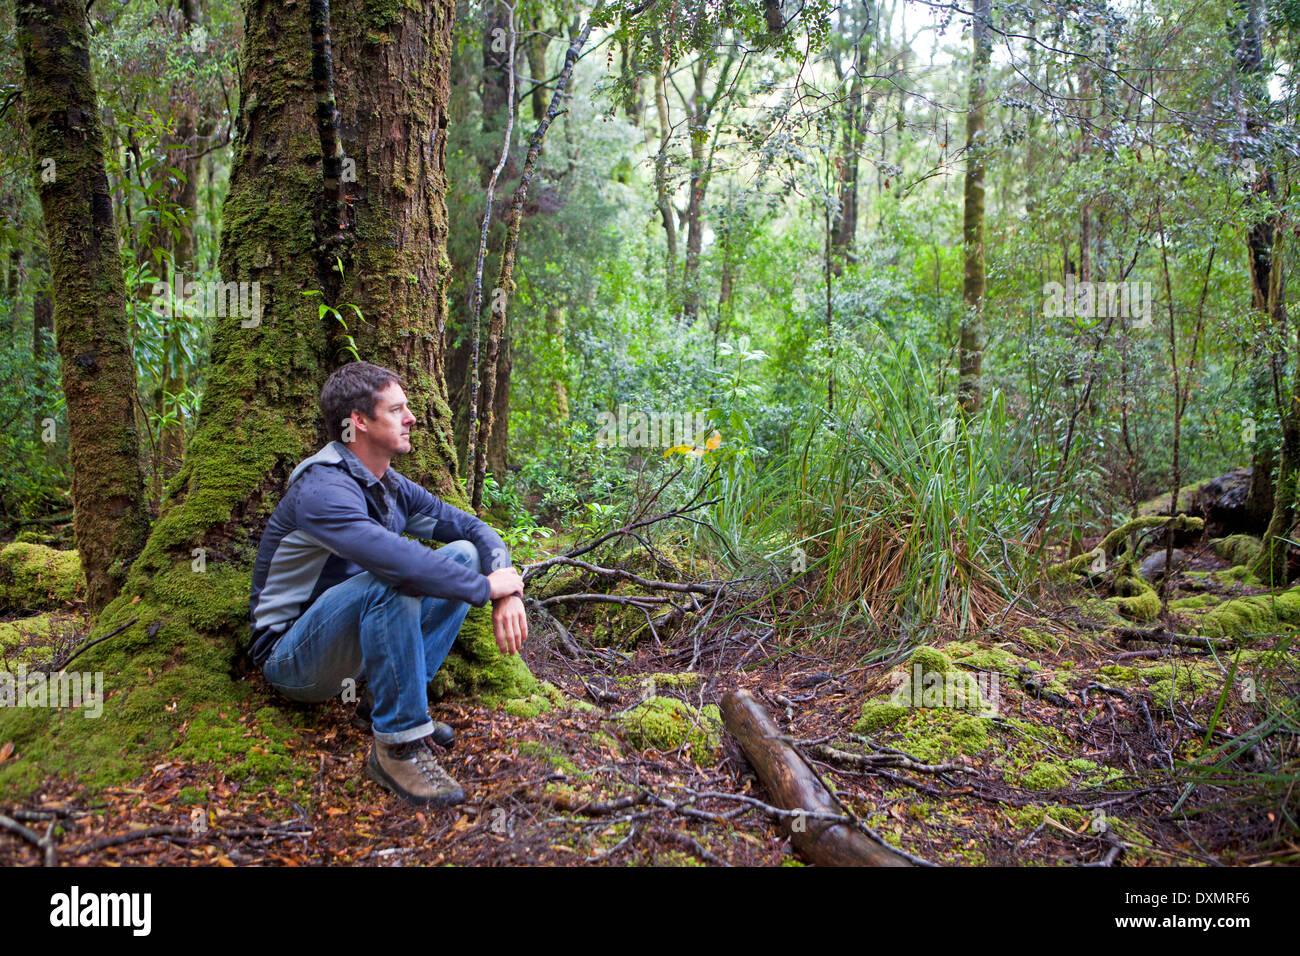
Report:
958,0,991,416
16,0,151,611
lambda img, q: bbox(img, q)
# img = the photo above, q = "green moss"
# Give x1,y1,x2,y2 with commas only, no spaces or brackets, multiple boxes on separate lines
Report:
1213,565,1265,587
0,542,84,611
1140,662,1216,705
616,696,722,765
585,582,654,648
862,707,993,763
177,786,208,805
909,645,953,674
1168,593,1220,610
516,740,580,776
1097,664,1140,684
1019,758,1123,791
855,699,910,733
1073,597,1128,626
0,611,82,667
499,681,568,719
651,849,707,867
1212,535,1263,568
616,671,702,693
1105,569,1161,622
1197,585,1300,640
1137,481,1210,516
1014,627,1065,652
168,703,307,798
1047,547,1104,581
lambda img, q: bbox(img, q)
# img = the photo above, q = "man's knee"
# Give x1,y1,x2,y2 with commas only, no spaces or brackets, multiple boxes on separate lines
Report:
440,539,481,572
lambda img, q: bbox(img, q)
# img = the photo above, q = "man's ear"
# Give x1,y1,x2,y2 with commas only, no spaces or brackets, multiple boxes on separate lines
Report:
341,410,365,444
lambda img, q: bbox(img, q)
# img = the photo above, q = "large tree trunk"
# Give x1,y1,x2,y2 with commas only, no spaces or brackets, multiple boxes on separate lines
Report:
16,0,151,612
0,0,536,793
958,0,991,417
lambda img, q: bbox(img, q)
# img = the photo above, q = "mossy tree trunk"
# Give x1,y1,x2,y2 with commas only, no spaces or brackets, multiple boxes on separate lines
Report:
1236,0,1285,527
957,0,991,417
0,0,534,794
16,0,151,611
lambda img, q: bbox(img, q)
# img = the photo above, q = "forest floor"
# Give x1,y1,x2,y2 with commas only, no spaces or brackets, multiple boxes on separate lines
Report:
0,533,1297,867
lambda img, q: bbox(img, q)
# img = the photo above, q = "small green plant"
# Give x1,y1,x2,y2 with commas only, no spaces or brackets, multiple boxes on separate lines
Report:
302,259,368,361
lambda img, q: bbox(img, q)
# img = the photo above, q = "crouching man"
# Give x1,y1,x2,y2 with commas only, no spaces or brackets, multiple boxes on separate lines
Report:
248,361,528,808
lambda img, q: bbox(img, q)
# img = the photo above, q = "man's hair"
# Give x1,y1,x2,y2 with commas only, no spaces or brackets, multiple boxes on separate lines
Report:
320,361,406,442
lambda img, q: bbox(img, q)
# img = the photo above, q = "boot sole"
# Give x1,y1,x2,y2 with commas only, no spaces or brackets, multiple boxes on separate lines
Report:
366,748,466,809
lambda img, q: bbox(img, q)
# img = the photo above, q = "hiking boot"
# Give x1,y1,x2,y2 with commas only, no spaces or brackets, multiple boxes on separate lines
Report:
352,685,454,748
366,735,466,808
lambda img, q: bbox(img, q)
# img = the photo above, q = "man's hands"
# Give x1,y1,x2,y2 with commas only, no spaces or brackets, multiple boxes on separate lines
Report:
486,567,527,655
487,567,524,600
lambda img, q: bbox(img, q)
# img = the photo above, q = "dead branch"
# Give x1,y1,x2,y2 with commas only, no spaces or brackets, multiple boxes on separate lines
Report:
1113,625,1233,651
808,742,969,775
721,688,913,867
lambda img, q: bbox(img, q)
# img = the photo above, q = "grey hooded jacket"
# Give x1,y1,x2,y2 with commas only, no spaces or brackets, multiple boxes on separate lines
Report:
247,441,511,666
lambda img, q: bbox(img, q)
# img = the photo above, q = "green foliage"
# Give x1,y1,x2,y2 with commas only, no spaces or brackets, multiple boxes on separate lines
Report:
0,322,68,522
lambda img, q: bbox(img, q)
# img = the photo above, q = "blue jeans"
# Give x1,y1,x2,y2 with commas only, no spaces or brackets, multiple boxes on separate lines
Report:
262,539,478,744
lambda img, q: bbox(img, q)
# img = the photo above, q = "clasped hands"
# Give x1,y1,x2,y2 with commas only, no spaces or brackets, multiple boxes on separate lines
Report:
486,567,528,656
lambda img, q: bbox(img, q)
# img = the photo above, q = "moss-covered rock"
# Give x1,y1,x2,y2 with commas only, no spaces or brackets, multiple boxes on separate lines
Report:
857,706,993,763
615,696,722,765
1197,585,1300,641
855,699,910,733
0,542,84,612
1212,534,1263,568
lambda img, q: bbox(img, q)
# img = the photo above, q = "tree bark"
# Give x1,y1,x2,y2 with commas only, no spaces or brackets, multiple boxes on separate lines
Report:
653,60,678,299
958,0,991,417
1236,0,1284,526
16,0,151,611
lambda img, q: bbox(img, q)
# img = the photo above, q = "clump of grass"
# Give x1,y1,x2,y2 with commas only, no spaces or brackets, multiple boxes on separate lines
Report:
720,333,1064,636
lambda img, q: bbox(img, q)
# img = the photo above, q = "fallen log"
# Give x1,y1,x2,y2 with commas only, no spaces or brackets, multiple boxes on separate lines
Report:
720,688,912,867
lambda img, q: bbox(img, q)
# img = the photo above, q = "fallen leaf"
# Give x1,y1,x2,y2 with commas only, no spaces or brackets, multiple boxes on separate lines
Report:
0,741,14,763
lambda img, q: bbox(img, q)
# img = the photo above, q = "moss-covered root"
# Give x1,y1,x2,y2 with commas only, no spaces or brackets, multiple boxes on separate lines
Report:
1105,563,1161,622
0,542,85,612
1048,514,1204,581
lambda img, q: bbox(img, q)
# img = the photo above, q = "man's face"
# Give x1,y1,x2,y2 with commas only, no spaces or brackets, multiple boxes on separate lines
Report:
354,382,416,457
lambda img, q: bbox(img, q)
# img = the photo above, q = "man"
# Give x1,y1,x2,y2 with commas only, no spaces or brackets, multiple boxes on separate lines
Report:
248,361,528,808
